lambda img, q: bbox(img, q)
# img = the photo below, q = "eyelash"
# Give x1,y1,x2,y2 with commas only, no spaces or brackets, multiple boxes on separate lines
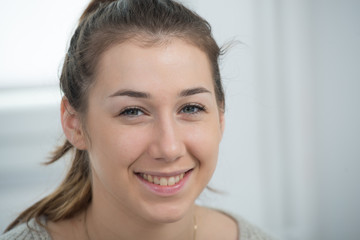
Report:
118,103,206,117
179,103,206,115
119,107,146,117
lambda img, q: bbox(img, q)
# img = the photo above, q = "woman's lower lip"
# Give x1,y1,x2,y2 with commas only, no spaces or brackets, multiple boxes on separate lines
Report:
136,170,192,196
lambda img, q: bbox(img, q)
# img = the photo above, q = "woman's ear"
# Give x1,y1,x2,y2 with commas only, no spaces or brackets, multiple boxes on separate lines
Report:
61,97,87,150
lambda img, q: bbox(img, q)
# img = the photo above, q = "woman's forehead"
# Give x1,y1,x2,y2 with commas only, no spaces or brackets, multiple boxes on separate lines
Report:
93,39,214,96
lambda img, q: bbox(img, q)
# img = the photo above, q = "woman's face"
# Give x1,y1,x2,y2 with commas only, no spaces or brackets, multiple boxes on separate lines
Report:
84,39,224,223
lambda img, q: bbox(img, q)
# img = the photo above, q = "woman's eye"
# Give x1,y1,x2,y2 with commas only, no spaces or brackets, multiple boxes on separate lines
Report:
119,107,145,116
180,104,205,114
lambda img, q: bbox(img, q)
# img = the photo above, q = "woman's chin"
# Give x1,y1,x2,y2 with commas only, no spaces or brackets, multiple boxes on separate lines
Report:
141,202,192,224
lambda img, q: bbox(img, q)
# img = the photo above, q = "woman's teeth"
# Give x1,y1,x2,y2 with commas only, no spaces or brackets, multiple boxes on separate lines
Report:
141,173,185,186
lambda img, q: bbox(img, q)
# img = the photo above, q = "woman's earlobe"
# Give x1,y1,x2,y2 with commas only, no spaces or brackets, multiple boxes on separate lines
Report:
60,97,87,150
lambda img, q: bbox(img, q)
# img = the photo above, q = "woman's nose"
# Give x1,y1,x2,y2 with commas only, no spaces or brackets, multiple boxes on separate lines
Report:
147,117,185,162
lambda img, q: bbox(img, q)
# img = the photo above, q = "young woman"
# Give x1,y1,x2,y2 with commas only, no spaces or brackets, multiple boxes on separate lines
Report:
1,0,273,239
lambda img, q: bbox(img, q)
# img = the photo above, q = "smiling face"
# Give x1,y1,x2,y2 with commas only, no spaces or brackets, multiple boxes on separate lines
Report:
83,38,224,224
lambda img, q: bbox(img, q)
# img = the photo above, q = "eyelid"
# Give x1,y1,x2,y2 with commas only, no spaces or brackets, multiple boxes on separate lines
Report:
179,102,207,114
118,106,147,116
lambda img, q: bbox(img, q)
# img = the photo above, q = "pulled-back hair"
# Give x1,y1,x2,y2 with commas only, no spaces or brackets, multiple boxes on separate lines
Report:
5,0,225,232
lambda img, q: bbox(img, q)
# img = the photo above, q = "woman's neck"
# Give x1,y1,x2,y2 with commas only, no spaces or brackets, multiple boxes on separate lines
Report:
84,200,196,240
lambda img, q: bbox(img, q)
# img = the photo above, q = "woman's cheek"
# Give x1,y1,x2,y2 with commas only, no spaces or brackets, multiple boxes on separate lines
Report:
186,125,221,163
111,127,150,163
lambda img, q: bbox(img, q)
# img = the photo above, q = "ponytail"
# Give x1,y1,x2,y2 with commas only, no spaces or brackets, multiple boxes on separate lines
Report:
4,141,92,232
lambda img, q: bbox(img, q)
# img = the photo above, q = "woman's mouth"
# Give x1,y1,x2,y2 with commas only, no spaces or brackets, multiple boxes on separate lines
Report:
135,169,193,196
139,172,185,186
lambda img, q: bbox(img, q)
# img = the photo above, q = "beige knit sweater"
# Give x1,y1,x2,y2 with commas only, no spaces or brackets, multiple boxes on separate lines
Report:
0,216,274,240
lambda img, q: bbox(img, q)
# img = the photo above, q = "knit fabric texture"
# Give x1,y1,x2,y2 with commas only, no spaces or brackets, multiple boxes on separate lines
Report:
0,218,50,240
0,215,274,240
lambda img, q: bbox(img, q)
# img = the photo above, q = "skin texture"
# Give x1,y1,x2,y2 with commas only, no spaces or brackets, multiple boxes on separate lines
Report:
56,39,238,240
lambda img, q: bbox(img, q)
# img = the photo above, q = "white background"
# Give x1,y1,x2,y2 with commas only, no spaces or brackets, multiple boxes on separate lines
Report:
1,0,360,239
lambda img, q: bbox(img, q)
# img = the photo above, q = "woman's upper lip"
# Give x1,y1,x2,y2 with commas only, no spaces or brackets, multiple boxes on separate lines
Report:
134,168,193,177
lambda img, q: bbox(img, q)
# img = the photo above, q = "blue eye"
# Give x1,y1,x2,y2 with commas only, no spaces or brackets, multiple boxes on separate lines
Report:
181,104,205,114
120,107,144,116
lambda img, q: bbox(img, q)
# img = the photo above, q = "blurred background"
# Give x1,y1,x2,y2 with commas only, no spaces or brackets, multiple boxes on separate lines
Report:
1,0,359,239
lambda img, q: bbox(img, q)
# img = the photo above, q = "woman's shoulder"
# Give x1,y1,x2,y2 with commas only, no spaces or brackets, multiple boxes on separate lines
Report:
0,218,51,240
235,215,275,240
196,205,275,240
196,205,239,240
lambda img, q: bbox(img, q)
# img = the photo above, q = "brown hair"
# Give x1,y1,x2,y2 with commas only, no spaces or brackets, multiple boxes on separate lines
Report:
5,0,225,232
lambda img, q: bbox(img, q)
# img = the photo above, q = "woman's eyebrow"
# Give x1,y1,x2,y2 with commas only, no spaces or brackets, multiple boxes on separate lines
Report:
108,89,150,98
179,87,211,97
